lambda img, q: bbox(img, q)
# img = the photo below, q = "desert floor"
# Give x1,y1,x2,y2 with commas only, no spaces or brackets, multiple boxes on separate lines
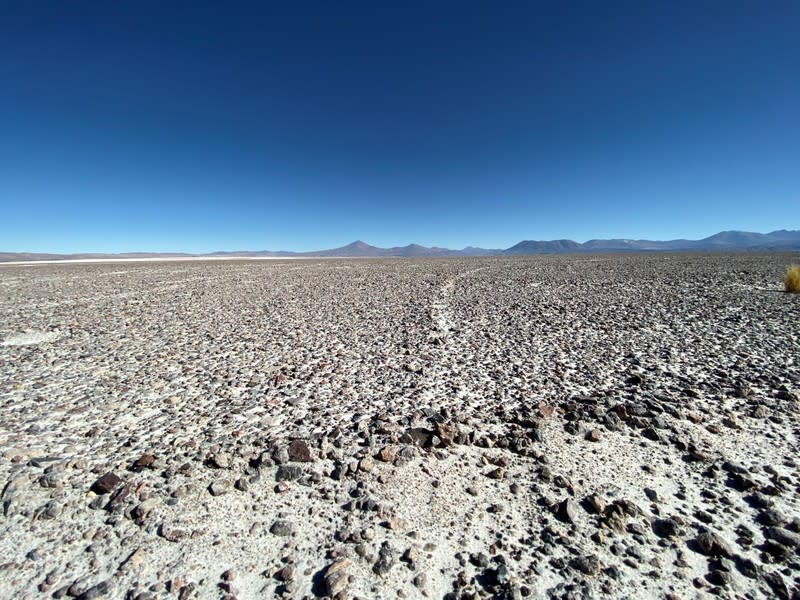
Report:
1,254,799,600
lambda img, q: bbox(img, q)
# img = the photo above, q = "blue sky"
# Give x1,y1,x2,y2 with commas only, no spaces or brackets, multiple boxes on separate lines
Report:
1,2,799,252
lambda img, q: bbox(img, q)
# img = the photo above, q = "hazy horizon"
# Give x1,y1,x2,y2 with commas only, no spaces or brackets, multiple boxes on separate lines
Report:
2,3,799,253
3,228,800,257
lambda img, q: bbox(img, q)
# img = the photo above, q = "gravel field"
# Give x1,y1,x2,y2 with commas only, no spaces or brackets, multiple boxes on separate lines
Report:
1,254,799,600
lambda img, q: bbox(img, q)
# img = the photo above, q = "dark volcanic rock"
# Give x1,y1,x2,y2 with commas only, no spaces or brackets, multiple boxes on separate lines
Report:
90,473,121,495
570,555,600,576
269,520,294,537
275,465,304,481
764,571,790,599
131,454,155,471
75,580,112,600
652,517,683,539
401,428,434,447
763,527,800,548
287,440,313,462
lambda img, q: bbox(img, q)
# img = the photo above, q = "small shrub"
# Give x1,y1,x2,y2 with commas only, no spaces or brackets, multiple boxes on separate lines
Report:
786,265,800,293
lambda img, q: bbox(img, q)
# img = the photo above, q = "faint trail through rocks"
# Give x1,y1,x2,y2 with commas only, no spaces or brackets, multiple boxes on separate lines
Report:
420,266,492,406
429,266,490,342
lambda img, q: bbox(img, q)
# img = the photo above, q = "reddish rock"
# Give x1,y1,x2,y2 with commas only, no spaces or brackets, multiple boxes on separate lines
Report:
132,454,155,471
538,403,555,419
586,429,602,442
287,440,313,462
383,517,408,530
91,472,122,495
435,422,457,446
378,446,397,462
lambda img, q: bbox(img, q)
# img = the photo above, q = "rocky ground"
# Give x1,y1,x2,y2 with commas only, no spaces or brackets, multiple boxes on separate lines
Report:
0,253,799,600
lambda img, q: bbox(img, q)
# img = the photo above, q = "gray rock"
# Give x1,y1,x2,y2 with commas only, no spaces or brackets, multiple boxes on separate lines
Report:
693,531,733,557
270,520,294,537
322,558,351,596
584,493,606,514
763,527,800,548
764,571,790,599
735,556,760,579
373,541,395,575
275,465,303,481
76,581,112,600
652,517,683,539
758,509,786,526
272,445,289,465
208,479,231,496
400,428,433,447
2,474,29,516
209,452,231,469
707,569,733,587
570,554,600,575
555,498,579,524
39,473,63,489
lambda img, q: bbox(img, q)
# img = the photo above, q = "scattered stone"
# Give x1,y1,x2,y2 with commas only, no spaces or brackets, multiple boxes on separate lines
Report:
275,565,294,582
322,558,351,596
378,446,397,462
401,428,433,447
693,532,733,557
270,520,294,537
90,473,121,495
763,527,800,548
209,452,231,469
555,498,579,524
287,440,313,462
585,429,602,442
735,556,760,579
538,403,555,419
384,517,408,530
359,456,375,472
707,569,733,587
373,541,395,575
1,253,796,600
652,517,683,539
275,465,303,481
570,555,600,576
764,571,790,599
487,467,505,480
413,573,427,589
75,580,112,600
131,453,155,471
584,493,607,514
208,479,231,496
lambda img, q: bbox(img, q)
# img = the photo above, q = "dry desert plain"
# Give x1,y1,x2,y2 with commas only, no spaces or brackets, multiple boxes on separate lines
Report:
1,254,799,600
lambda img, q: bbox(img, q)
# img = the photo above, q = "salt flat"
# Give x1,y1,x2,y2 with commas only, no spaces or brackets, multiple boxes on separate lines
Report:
0,254,799,599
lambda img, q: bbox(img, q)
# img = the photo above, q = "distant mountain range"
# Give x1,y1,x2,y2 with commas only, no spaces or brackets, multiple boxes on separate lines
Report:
1,230,799,262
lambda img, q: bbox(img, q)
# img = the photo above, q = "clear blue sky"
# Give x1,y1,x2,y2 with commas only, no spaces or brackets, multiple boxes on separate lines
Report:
1,2,798,252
